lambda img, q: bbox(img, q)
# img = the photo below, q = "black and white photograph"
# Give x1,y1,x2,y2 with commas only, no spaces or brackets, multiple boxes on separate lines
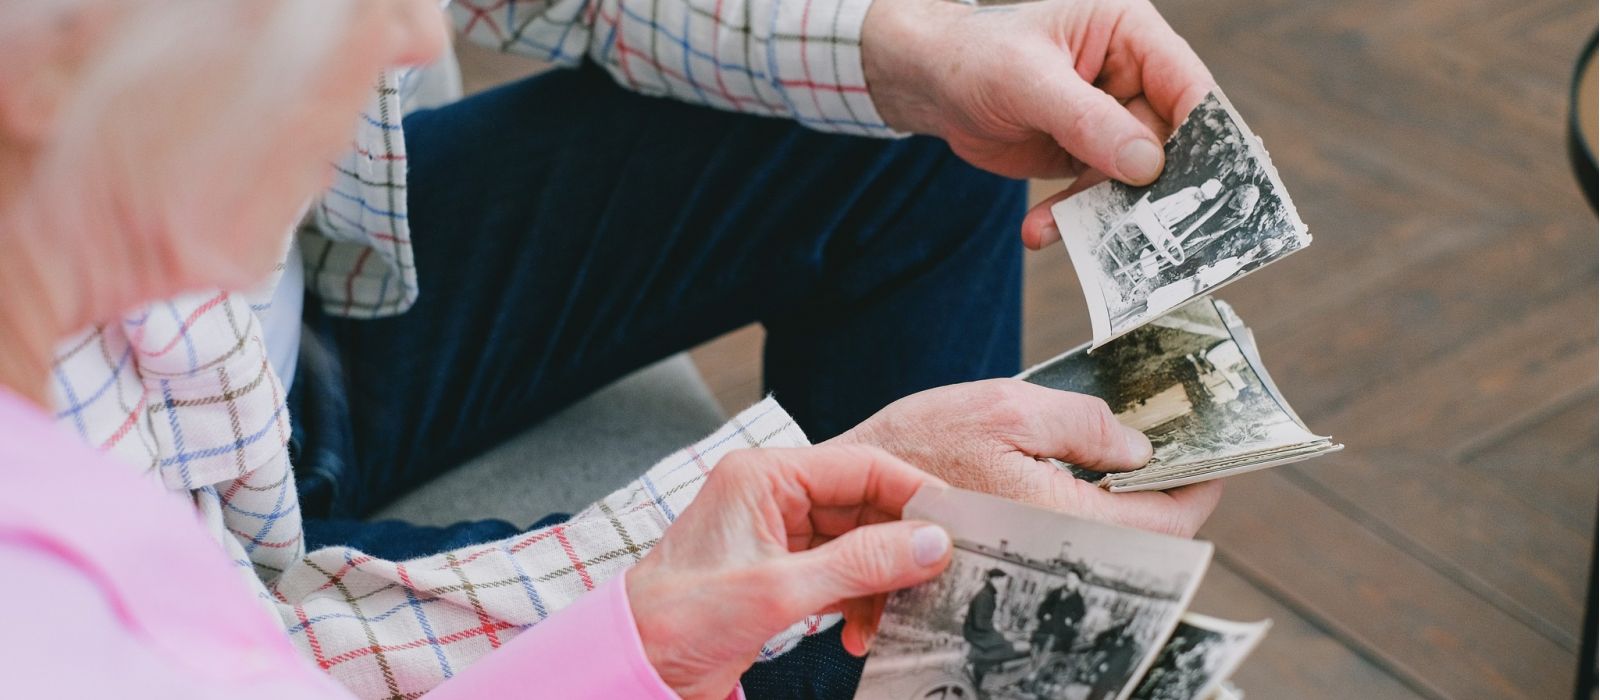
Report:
1017,297,1323,482
1128,614,1270,700
855,487,1212,700
1053,91,1312,347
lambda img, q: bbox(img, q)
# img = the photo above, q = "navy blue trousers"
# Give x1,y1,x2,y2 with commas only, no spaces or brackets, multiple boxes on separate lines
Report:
288,63,1023,699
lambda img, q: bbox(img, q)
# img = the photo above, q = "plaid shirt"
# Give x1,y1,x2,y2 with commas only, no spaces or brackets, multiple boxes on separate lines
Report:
47,1,889,697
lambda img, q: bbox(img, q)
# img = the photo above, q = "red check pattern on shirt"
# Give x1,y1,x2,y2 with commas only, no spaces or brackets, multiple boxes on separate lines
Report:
452,0,894,137
47,1,891,697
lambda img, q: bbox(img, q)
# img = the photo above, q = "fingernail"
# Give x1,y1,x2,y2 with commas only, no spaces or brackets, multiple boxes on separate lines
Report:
1116,139,1162,184
911,525,950,567
1040,221,1061,245
1122,425,1153,463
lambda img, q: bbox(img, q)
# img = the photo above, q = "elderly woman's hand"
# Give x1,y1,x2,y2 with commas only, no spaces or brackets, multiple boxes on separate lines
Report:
829,379,1222,538
626,445,952,700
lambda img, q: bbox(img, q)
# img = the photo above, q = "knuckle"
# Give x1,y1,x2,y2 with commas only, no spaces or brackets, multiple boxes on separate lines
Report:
972,380,1030,431
752,566,810,616
1071,395,1121,452
1064,94,1118,142
714,448,766,481
831,532,900,589
1153,512,1189,537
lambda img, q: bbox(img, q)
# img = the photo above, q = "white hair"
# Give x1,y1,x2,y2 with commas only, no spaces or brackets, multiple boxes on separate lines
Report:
1,0,359,296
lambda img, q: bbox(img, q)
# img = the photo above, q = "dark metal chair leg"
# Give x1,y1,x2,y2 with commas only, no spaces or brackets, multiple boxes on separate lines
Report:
1578,542,1597,700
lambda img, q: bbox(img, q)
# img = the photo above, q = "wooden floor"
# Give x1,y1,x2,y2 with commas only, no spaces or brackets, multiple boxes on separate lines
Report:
683,1,1598,698
457,0,1597,695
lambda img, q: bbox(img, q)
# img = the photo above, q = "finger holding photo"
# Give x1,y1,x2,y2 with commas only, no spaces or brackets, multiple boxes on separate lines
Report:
829,379,1221,537
1054,90,1312,347
854,487,1215,700
1024,95,1177,250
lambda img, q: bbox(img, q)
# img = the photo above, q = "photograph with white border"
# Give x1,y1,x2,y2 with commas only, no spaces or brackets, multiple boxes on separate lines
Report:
1129,613,1271,700
1018,297,1326,480
855,487,1213,700
1054,91,1311,347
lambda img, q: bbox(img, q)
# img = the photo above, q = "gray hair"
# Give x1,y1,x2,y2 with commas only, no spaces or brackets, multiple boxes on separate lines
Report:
2,0,355,283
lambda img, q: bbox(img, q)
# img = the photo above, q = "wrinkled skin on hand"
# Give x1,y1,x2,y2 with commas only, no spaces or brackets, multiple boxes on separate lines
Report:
830,380,1222,537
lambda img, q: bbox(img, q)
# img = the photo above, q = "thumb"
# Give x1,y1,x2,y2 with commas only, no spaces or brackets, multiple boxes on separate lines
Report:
782,521,952,618
1034,73,1166,186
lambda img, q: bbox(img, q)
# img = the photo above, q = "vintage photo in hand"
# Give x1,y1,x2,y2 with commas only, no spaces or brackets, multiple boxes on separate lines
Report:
1129,614,1270,700
855,487,1212,700
1018,297,1325,485
1053,91,1311,347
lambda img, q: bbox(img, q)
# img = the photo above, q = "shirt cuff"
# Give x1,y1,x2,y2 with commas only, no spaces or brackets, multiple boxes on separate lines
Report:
428,574,745,700
769,0,903,138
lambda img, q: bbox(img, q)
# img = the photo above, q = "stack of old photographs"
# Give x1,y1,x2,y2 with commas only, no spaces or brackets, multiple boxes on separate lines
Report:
855,486,1269,700
1018,297,1341,492
1054,90,1311,350
1035,87,1340,491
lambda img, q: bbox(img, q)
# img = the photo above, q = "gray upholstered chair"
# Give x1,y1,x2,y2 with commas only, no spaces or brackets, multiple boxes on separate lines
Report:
374,355,728,525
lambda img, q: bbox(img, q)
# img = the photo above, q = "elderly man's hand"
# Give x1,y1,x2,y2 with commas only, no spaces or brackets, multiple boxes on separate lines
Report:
827,380,1222,537
860,0,1216,249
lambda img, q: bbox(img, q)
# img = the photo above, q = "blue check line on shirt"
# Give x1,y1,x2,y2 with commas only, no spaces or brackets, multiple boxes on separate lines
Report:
372,265,395,313
156,400,286,468
599,22,618,62
160,380,195,488
360,112,403,131
614,3,771,80
761,3,884,133
497,540,551,620
676,4,713,106
507,8,582,63
324,185,408,221
509,30,565,60
220,492,300,522
638,473,675,521
52,345,133,421
51,363,91,440
163,302,202,374
317,199,366,234
227,493,299,558
661,400,782,479
286,601,419,635
399,581,456,679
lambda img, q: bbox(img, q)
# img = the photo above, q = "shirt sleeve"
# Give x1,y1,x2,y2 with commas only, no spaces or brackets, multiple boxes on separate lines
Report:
424,574,683,699
267,397,822,698
450,0,898,137
0,546,351,700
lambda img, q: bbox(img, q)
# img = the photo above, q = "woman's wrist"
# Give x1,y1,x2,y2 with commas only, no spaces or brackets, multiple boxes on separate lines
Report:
626,560,729,700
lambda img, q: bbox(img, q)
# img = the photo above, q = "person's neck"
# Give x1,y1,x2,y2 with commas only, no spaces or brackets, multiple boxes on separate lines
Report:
0,237,71,408
0,150,83,409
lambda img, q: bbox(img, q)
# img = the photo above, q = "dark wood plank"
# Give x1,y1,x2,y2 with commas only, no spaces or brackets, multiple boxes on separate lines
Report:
689,324,765,412
1461,391,1599,532
1318,284,1596,451
1199,469,1578,700
1287,448,1588,650
456,40,544,95
1190,564,1429,700
1246,218,1596,434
